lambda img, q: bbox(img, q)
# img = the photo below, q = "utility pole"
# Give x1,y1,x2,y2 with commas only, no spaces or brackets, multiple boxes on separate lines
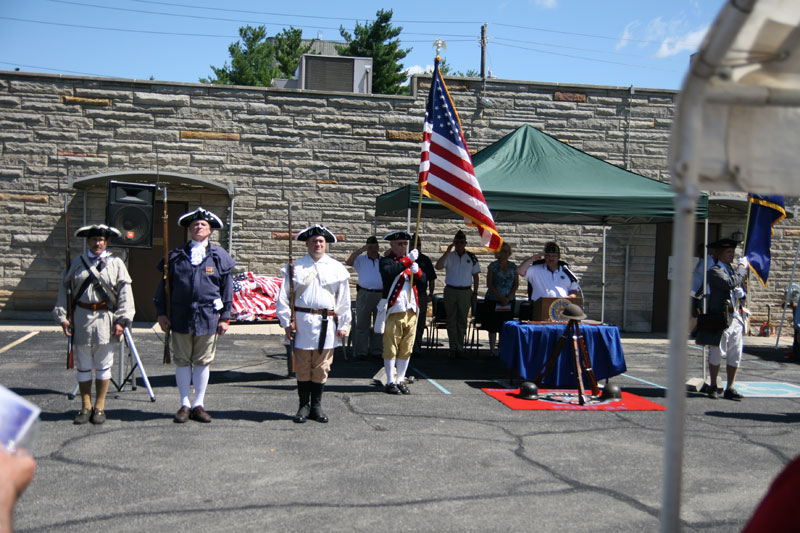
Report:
480,23,487,79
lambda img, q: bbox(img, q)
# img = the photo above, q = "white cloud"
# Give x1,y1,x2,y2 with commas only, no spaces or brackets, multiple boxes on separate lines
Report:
405,64,433,77
531,0,557,8
655,25,708,58
616,20,640,51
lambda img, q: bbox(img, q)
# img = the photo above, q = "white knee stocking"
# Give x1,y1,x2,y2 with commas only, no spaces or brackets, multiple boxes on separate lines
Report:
175,366,191,408
192,364,210,408
383,359,396,384
395,358,410,383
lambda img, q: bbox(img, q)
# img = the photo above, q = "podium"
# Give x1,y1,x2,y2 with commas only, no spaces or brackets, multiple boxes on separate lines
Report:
532,297,583,321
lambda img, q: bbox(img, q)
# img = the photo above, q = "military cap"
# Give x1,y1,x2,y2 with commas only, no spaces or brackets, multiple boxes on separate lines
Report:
707,238,738,249
544,241,560,254
296,224,336,243
177,207,223,229
383,230,412,241
74,224,122,239
365,236,378,245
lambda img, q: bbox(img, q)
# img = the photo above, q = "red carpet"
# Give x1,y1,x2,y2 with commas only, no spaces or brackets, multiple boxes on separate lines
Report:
482,388,666,411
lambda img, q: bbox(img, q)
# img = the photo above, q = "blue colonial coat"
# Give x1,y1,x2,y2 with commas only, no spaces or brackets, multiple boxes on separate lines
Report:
154,242,236,335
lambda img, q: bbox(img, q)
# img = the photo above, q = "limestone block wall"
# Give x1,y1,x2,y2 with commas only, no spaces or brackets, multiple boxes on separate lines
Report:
1,70,795,332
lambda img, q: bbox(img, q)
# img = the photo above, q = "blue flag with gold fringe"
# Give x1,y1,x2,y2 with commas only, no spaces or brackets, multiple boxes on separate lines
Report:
745,194,786,285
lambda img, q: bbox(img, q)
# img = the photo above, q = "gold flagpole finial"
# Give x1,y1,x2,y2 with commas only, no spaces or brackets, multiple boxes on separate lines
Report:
433,39,446,60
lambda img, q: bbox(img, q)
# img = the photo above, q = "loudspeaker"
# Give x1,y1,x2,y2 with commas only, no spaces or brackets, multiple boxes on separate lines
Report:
105,181,156,249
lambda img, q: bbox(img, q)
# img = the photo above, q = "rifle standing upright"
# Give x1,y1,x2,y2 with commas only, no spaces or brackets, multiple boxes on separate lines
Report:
161,186,171,364
286,201,295,376
64,194,74,369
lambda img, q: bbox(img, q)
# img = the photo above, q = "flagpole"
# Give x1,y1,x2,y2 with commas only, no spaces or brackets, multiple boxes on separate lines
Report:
414,43,446,250
743,199,752,310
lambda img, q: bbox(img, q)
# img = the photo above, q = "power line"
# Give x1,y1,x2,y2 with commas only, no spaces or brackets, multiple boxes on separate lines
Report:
130,0,481,25
493,22,664,46
492,41,681,73
0,16,236,37
0,61,109,77
491,37,675,61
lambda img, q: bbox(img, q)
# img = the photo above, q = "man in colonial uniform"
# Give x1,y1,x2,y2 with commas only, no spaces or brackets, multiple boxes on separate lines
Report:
54,224,135,425
276,225,351,423
695,239,749,400
155,207,236,424
379,230,425,394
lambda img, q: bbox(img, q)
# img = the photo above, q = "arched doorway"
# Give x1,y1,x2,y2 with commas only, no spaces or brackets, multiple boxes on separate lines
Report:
70,171,234,322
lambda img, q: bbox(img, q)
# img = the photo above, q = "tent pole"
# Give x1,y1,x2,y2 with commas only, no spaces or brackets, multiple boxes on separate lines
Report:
601,226,606,323
623,244,630,330
775,236,800,347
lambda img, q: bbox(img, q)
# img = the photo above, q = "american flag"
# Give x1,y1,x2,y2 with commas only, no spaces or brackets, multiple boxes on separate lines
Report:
418,57,502,251
232,272,282,321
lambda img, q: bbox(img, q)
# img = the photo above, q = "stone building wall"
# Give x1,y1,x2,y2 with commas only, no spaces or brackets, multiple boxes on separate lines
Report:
1,70,795,331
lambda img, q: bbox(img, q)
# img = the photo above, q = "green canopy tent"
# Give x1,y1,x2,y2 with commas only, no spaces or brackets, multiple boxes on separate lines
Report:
376,124,709,224
375,124,710,321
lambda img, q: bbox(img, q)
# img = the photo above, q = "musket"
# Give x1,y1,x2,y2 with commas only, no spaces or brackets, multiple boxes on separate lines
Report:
287,201,295,376
161,186,171,364
64,193,74,369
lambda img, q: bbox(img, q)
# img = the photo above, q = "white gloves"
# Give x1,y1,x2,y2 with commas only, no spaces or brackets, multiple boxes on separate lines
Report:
407,249,419,262
737,257,749,268
410,263,420,274
734,287,746,299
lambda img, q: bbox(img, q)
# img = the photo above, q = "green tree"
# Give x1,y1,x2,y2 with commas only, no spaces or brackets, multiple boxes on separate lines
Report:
201,25,313,85
337,9,410,95
273,27,314,78
434,58,479,78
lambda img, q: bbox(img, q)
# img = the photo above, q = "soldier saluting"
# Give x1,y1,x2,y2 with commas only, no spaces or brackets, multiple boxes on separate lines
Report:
53,224,135,425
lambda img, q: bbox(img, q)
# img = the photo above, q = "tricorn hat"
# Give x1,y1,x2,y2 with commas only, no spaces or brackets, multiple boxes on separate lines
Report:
707,237,738,250
383,230,412,242
365,236,378,245
454,230,467,241
74,224,121,239
296,224,336,243
178,207,223,229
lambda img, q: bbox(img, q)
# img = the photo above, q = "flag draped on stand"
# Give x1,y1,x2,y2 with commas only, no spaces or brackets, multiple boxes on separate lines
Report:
418,57,502,251
745,194,786,286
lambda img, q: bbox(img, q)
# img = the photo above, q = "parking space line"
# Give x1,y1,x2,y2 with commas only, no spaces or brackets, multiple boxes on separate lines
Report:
621,372,667,389
411,367,451,395
0,331,39,355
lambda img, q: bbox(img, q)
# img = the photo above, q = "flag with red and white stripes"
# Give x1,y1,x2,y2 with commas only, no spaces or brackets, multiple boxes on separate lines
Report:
232,272,282,321
418,57,502,251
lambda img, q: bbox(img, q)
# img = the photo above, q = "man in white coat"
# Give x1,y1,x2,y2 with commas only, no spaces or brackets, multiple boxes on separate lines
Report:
276,225,351,423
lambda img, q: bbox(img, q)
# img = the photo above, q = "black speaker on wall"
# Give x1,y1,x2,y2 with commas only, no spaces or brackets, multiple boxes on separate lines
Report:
105,181,156,249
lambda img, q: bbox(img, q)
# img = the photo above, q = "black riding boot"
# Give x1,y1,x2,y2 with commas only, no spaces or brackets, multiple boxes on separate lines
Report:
293,381,312,423
308,382,329,423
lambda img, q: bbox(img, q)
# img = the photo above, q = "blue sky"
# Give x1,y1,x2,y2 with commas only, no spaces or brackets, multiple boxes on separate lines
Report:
1,0,724,90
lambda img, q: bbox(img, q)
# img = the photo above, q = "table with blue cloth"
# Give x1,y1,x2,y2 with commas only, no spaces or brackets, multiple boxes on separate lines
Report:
499,321,626,386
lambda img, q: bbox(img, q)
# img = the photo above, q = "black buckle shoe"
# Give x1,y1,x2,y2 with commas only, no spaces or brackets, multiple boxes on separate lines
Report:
90,408,106,425
723,388,743,401
385,383,401,395
74,408,91,425
706,386,718,399
397,383,411,395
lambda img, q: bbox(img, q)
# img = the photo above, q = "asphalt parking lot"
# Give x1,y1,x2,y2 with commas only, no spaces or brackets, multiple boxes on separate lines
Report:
1,321,799,532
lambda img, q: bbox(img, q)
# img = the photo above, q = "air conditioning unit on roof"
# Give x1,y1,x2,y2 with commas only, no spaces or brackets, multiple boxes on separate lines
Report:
297,54,372,94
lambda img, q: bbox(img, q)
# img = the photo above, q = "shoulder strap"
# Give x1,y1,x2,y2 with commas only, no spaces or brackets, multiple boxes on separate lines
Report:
79,256,118,309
